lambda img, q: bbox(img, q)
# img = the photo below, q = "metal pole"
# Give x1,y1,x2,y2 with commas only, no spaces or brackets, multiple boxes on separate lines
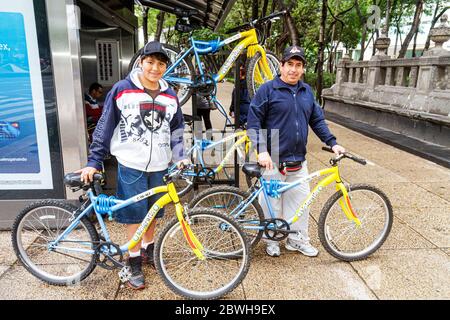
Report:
233,56,242,188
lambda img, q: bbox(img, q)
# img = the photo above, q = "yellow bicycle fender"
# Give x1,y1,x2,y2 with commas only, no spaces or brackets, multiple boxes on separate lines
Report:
337,184,361,226
180,220,206,260
175,204,205,260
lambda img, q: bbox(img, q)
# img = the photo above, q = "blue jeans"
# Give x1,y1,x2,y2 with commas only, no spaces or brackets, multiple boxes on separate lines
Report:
115,163,167,224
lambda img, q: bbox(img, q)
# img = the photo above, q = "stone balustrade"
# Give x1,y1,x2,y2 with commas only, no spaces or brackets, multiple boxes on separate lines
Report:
322,15,450,148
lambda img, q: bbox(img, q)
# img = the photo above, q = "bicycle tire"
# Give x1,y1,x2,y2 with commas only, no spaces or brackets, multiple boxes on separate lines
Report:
154,208,251,300
128,43,194,107
189,186,265,249
318,184,393,261
11,200,99,286
246,50,280,99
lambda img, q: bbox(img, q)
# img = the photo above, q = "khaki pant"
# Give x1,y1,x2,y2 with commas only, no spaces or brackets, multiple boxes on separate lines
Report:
259,161,311,243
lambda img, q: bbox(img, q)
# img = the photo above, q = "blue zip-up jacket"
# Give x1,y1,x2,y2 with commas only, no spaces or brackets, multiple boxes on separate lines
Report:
247,76,337,163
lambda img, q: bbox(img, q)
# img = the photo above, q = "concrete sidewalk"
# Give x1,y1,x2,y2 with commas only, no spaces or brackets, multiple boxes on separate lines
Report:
0,83,448,300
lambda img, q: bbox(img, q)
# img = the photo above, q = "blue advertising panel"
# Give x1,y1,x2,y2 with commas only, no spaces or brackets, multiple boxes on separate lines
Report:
0,2,54,191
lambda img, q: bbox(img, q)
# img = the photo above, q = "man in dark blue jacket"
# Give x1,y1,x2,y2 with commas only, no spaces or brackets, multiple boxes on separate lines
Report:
247,45,345,258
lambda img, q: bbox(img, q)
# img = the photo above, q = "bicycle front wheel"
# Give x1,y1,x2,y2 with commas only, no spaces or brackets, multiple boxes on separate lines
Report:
318,184,393,261
155,208,251,300
246,50,280,99
11,200,99,286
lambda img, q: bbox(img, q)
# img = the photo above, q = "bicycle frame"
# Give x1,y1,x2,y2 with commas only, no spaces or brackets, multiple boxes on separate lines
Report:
164,28,271,85
231,165,361,230
173,130,252,177
51,181,206,260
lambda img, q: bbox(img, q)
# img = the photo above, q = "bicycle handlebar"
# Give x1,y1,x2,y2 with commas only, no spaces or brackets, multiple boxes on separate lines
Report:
321,146,367,166
225,10,286,34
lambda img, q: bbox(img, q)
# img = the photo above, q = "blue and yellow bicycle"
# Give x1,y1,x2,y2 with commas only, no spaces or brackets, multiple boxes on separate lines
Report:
128,10,284,107
189,148,393,261
11,169,250,299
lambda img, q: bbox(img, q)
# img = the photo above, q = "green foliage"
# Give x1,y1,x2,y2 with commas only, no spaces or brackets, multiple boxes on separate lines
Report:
304,72,336,89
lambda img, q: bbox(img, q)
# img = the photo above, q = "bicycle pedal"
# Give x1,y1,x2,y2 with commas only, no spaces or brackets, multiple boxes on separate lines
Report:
118,266,131,283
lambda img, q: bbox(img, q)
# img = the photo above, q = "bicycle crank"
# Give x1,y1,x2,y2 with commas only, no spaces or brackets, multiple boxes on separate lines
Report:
95,242,125,270
263,218,296,241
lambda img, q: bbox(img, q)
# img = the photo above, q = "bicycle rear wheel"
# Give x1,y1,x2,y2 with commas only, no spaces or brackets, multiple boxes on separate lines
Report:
128,43,194,107
318,184,393,261
189,186,264,249
246,50,280,99
11,200,99,286
155,208,250,300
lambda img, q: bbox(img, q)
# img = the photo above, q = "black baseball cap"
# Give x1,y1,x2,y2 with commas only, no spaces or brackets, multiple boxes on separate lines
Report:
142,41,170,63
282,45,306,64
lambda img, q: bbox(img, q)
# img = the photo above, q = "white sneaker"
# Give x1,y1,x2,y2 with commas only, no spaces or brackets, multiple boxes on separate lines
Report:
285,236,319,257
265,242,281,257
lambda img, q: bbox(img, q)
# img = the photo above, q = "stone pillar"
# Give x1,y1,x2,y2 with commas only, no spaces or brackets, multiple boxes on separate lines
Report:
409,66,418,88
395,67,404,86
418,14,450,91
424,14,450,57
367,27,391,88
335,53,351,85
385,67,393,85
348,68,354,83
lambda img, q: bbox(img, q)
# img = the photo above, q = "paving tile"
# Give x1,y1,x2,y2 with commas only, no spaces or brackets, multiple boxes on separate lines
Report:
0,232,16,266
242,254,376,300
382,217,435,250
0,265,117,300
395,207,450,248
350,249,450,299
0,265,9,278
418,182,450,202
375,182,449,208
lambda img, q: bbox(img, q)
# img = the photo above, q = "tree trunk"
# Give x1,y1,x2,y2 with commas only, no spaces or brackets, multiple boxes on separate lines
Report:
412,27,419,57
155,11,165,42
398,0,424,58
355,0,367,61
277,0,299,45
142,7,150,45
316,0,328,100
261,0,269,18
252,0,259,21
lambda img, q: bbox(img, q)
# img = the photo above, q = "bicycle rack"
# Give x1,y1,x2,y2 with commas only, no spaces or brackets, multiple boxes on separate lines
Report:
191,55,244,190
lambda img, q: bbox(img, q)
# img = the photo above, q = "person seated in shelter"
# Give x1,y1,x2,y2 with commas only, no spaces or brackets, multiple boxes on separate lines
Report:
85,82,104,123
85,82,104,142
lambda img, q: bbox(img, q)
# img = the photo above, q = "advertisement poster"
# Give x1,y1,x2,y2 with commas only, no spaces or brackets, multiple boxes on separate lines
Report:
0,2,53,189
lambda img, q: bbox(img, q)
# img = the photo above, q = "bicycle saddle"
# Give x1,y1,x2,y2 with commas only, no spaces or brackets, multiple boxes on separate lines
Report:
64,172,104,188
242,163,262,178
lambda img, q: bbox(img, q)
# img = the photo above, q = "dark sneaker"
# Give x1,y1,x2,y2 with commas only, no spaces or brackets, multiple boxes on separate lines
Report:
141,243,155,268
127,256,145,289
